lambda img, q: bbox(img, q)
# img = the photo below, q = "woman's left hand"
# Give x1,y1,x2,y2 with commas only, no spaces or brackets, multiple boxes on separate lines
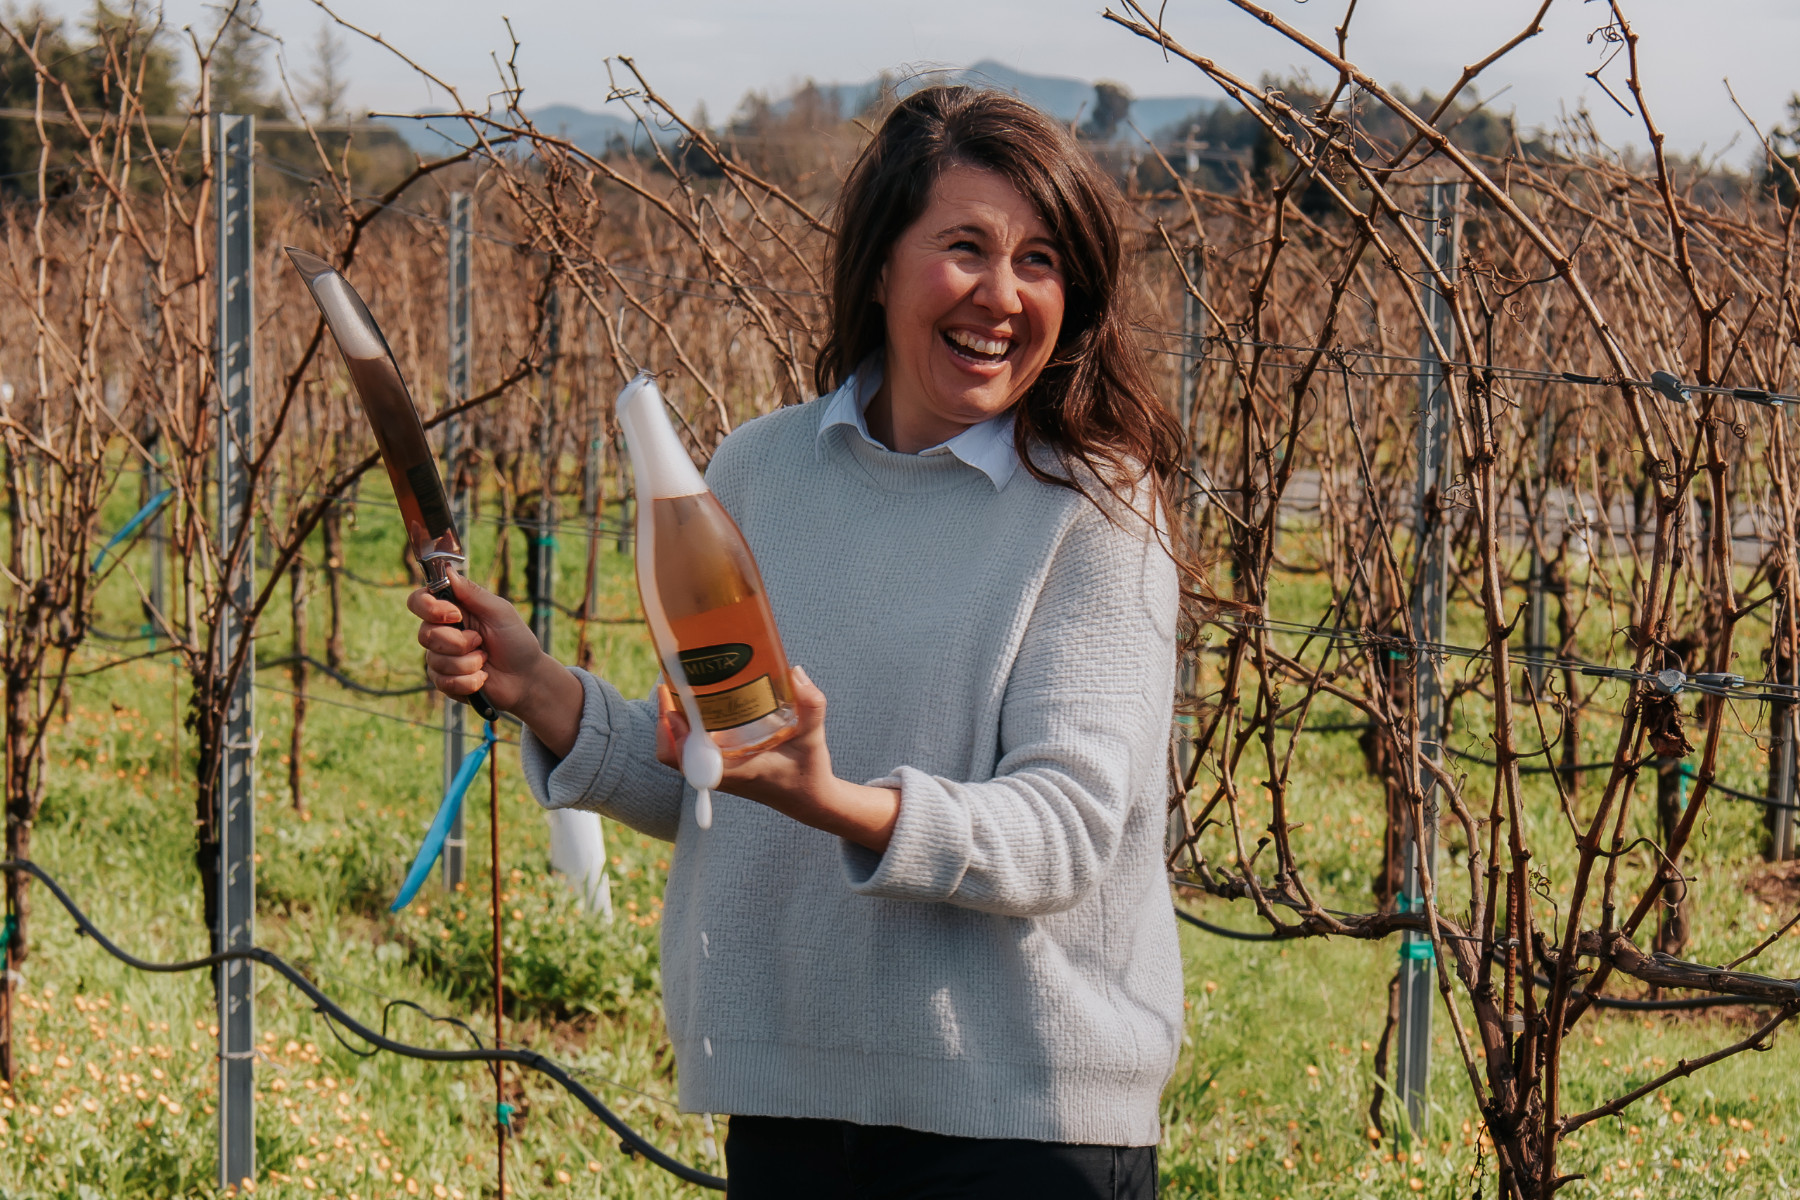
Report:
656,666,901,853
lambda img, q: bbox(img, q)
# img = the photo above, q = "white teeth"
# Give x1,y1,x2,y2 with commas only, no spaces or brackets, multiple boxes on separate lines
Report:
946,329,1010,358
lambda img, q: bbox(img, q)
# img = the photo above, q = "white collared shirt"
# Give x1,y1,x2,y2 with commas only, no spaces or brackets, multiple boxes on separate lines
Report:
816,359,1019,490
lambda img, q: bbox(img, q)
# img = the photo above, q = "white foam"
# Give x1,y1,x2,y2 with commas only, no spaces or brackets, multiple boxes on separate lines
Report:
312,271,387,360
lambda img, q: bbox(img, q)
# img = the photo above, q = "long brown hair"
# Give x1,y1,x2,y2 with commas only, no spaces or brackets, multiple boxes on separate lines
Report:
816,85,1183,527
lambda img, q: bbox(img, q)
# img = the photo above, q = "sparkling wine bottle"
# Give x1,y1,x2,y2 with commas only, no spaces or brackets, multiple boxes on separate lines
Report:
617,373,797,827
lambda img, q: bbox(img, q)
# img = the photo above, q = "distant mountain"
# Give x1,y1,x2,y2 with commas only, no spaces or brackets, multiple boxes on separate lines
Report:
527,104,640,149
378,60,1217,159
383,103,645,160
812,59,1217,140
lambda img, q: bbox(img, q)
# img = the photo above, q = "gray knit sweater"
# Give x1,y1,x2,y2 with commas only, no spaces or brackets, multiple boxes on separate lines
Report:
520,388,1183,1146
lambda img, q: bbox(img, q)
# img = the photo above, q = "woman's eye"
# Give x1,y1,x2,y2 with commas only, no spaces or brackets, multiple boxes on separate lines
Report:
1022,251,1058,271
949,239,981,254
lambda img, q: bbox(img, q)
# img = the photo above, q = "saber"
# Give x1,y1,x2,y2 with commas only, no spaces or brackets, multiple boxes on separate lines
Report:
285,246,500,722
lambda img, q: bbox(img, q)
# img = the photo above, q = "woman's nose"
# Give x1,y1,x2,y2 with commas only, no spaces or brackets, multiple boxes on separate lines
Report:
972,259,1024,316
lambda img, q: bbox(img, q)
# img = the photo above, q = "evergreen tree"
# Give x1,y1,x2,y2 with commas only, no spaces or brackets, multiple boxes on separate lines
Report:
1083,81,1133,142
207,0,282,117
85,2,182,116
1768,94,1799,208
300,19,348,125
0,4,182,188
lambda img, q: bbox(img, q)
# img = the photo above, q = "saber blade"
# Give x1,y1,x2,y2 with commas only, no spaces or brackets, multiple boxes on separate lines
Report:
285,246,499,722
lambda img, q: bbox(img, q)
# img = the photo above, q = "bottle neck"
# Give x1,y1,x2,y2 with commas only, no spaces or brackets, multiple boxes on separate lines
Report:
619,374,708,499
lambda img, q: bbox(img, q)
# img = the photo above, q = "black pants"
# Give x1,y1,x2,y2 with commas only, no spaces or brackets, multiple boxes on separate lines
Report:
724,1115,1157,1200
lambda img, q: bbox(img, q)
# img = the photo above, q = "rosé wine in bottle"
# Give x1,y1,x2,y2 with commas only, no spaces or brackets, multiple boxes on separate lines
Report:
616,373,797,827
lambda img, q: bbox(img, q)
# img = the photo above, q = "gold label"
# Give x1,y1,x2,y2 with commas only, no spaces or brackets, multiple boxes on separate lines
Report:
696,674,778,730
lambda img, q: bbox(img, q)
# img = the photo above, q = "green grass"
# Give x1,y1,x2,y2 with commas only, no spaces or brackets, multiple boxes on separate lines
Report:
2,493,1798,1198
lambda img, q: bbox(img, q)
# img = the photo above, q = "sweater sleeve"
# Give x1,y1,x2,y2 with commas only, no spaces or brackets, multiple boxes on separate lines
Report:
519,667,687,842
839,501,1178,916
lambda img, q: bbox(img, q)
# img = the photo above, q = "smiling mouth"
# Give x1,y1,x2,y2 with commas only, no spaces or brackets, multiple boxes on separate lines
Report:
943,328,1013,365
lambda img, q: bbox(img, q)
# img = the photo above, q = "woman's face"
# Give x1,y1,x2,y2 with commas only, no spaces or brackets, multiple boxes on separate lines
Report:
869,163,1066,454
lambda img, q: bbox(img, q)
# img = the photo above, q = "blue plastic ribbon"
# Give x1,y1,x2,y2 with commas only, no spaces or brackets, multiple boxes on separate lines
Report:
391,721,497,912
91,488,173,571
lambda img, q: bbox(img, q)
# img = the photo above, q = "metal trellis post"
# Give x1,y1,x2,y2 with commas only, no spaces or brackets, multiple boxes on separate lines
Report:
141,436,165,642
443,192,472,891
580,323,602,595
1770,592,1797,861
1773,707,1796,861
529,288,560,654
575,328,603,671
1526,402,1550,694
581,391,600,529
1181,244,1205,455
583,416,602,617
214,111,257,1191
1395,179,1461,1135
141,263,167,645
1173,244,1206,851
615,432,632,555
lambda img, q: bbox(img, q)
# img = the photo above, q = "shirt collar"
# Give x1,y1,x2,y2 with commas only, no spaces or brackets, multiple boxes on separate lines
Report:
817,358,1019,490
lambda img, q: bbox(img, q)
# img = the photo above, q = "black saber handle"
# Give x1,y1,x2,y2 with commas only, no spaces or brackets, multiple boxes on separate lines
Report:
423,556,501,723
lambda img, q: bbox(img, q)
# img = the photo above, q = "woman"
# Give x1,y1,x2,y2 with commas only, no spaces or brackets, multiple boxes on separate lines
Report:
411,86,1186,1199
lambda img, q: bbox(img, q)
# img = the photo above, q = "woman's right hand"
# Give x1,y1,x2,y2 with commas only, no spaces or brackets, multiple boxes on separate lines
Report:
409,573,584,757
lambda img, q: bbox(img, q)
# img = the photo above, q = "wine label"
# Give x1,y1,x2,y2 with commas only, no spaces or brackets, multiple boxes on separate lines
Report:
679,643,754,687
695,674,778,730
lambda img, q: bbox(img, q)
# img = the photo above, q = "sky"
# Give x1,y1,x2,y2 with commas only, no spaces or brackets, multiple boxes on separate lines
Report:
37,0,1800,162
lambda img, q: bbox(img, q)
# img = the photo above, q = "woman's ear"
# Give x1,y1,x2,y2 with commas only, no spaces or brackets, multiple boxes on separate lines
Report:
871,260,888,307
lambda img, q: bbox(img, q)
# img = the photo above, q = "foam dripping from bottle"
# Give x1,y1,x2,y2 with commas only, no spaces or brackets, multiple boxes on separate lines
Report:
618,372,723,829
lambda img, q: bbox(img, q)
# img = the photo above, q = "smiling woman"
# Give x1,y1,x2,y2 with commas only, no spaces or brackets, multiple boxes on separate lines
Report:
865,164,1068,451
820,86,1183,519
414,86,1185,1200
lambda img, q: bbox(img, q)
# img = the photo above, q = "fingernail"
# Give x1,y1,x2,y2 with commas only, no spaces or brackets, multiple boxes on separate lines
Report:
792,665,811,685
